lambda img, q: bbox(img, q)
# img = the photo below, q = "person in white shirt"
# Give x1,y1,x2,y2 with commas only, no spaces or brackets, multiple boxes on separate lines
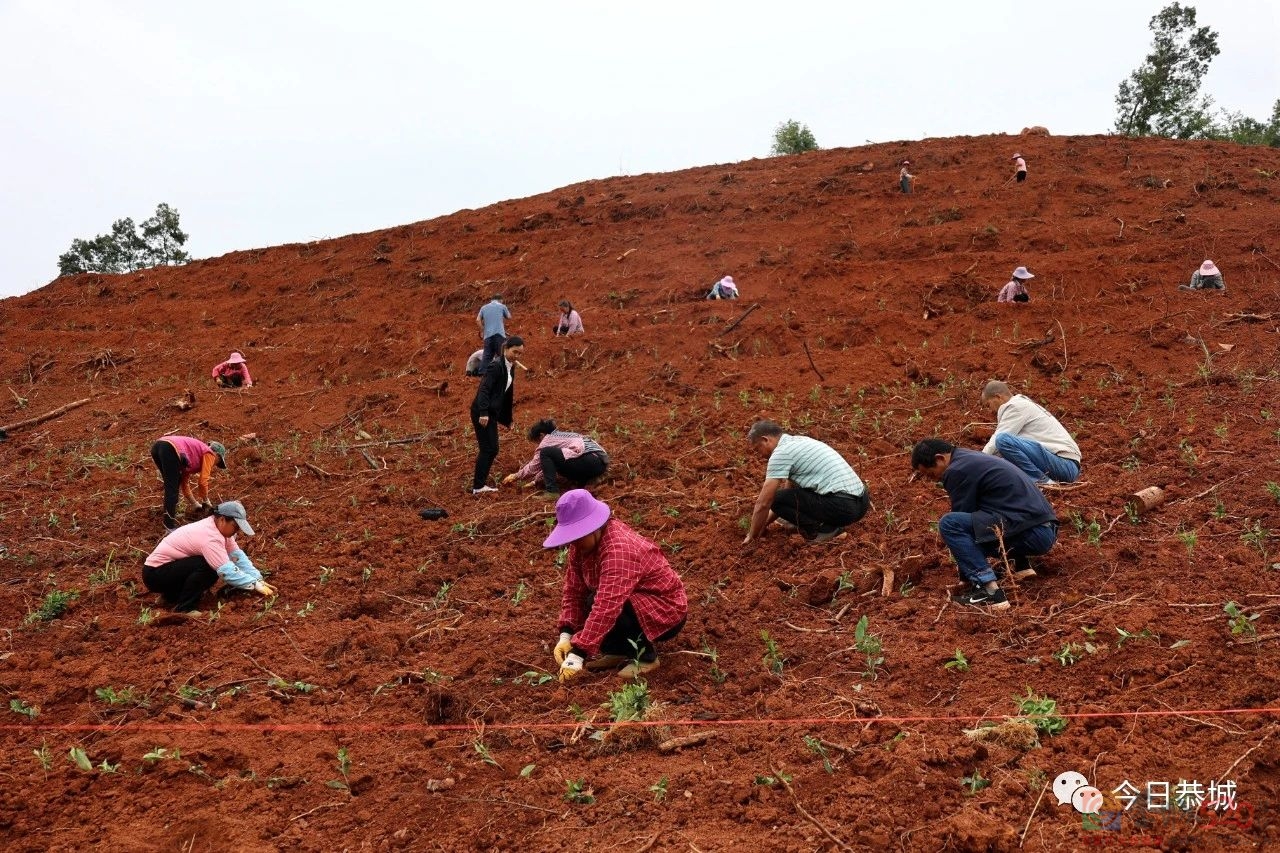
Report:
980,381,1081,486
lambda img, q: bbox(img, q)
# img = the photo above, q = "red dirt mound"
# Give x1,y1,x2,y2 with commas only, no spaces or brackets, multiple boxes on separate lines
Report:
2,133,1280,851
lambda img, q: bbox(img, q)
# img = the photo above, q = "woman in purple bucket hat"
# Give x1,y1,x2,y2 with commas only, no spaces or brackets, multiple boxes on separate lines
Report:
544,490,687,682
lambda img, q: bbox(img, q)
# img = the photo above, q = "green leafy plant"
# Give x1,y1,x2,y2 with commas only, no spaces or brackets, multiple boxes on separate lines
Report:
962,770,992,795
1224,601,1259,636
326,747,352,790
33,741,52,772
760,630,786,675
136,607,154,625
607,680,650,723
1115,627,1158,648
1085,518,1103,547
1240,521,1271,558
770,119,818,156
143,746,181,763
9,698,38,718
854,615,884,680
701,638,727,684
23,588,78,624
432,581,453,608
510,581,528,606
649,776,669,802
88,551,119,586
1212,499,1227,520
95,686,148,708
564,778,595,804
519,763,536,778
472,739,501,769
1266,482,1280,505
803,736,835,774
1015,690,1068,736
1054,643,1082,666
267,678,318,694
943,649,970,673
69,746,93,772
1176,527,1198,556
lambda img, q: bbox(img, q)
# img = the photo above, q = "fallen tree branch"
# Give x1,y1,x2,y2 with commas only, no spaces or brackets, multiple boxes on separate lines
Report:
1,396,91,434
772,763,853,852
656,730,718,754
801,340,825,382
347,430,450,449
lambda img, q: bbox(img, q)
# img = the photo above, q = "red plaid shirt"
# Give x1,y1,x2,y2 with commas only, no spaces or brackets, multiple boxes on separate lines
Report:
557,519,687,657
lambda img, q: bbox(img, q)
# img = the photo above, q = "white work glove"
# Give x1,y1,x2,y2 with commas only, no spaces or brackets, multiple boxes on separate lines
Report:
253,581,277,597
558,653,584,683
553,632,573,666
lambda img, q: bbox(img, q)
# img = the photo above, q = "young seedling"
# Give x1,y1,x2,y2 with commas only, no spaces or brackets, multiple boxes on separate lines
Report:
1224,602,1259,636
95,686,148,708
701,639,727,684
606,680,650,723
832,571,856,601
9,698,38,718
1115,627,1157,648
1240,521,1272,559
519,764,536,779
68,746,93,772
649,776,669,802
962,770,992,795
326,747,352,790
1266,482,1280,505
760,631,786,675
854,615,884,680
1176,527,1198,557
803,736,835,774
143,747,182,762
1085,518,1102,547
23,588,78,625
753,771,794,787
943,649,970,673
1054,643,1082,666
432,581,453,609
33,741,52,773
1015,690,1068,736
88,551,119,586
137,607,154,625
564,778,595,804
267,678,318,694
510,581,528,606
472,739,502,769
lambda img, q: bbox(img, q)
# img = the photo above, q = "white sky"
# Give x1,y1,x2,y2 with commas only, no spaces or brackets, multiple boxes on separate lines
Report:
1,0,1276,298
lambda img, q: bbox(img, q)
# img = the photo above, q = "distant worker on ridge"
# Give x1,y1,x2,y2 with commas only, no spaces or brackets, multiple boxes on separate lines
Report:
998,266,1034,303
211,351,253,388
1012,152,1028,183
553,300,585,336
477,293,512,365
1179,259,1226,292
899,159,915,194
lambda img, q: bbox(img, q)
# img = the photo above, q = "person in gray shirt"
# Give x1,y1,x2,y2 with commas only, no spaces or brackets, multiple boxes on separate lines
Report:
477,294,512,364
742,420,870,545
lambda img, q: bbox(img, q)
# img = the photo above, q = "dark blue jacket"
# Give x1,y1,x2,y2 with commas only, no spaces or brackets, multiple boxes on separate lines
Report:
941,449,1058,543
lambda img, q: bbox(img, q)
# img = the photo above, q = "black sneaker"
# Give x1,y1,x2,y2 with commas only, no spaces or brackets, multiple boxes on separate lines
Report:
950,585,1011,612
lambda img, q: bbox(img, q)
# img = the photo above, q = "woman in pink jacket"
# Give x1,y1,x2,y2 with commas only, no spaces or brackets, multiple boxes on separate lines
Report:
150,435,228,530
503,419,609,495
211,351,253,387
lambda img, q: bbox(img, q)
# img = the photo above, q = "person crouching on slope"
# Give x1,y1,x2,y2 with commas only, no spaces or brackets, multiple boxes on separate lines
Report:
547,490,687,682
142,500,275,613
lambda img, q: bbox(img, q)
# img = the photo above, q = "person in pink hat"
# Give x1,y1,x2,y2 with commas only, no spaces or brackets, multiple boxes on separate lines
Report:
1012,153,1028,183
211,351,253,388
1180,259,1225,291
706,275,739,300
998,266,1035,303
545,490,687,682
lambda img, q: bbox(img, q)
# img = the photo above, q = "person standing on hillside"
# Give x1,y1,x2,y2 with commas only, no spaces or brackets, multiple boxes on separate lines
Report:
1179,259,1226,292
142,500,275,613
211,351,253,388
477,294,512,365
899,160,915,194
980,381,1081,487
546,490,687,681
553,300,585,336
504,419,609,495
742,420,870,545
997,266,1034,303
911,439,1059,611
150,435,228,530
1011,153,1028,183
470,336,524,495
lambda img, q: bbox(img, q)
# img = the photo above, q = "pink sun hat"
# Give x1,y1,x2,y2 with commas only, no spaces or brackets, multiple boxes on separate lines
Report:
1199,260,1220,276
543,489,611,548
226,351,247,364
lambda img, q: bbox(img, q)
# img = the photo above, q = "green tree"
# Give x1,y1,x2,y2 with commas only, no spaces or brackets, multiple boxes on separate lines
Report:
58,203,190,276
1114,3,1219,139
770,119,819,156
1209,99,1280,147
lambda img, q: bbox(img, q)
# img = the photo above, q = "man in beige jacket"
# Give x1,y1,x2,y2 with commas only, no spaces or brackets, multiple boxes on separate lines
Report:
981,381,1081,486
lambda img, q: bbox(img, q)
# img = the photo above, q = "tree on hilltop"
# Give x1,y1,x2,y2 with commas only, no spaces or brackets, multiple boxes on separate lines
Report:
58,203,190,276
770,119,819,156
1113,3,1220,139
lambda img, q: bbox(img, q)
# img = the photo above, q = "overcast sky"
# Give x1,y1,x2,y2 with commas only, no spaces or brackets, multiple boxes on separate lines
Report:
1,0,1276,299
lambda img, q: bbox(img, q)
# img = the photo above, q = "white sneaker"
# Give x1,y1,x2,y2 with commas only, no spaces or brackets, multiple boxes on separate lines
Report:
472,486,499,495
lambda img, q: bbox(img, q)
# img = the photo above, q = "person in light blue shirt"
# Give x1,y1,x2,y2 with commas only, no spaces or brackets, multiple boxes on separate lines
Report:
477,294,512,365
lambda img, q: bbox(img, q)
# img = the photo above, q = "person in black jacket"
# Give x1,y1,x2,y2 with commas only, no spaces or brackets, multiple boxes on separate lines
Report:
911,438,1059,612
470,336,524,494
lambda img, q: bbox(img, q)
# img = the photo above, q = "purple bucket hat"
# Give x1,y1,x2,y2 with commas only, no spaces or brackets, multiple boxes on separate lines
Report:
543,489,611,548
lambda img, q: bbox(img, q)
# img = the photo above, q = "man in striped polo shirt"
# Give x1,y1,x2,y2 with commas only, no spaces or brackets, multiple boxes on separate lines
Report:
743,420,871,545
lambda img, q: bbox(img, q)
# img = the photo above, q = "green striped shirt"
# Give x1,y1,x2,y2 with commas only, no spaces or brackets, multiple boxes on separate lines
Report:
766,434,865,496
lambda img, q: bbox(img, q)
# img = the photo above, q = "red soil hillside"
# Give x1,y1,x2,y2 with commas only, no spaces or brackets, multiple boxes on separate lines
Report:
2,133,1280,851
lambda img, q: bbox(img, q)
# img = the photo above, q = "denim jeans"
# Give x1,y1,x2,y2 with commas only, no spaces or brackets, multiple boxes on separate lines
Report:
938,512,1058,585
993,433,1080,483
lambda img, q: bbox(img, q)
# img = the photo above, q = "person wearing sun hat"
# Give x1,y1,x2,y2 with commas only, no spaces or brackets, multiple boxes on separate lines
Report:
545,490,687,682
150,435,228,530
1012,152,1027,182
1180,259,1226,291
211,351,253,388
143,500,274,613
998,266,1035,303
899,159,915,194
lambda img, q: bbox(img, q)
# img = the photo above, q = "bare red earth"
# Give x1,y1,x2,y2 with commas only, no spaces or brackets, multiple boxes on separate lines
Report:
2,133,1280,852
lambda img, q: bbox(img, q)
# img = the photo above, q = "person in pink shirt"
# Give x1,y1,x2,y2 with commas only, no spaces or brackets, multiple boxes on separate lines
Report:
211,351,253,388
998,266,1035,303
1012,153,1028,183
143,500,275,612
504,419,609,495
553,301,585,336
150,435,227,530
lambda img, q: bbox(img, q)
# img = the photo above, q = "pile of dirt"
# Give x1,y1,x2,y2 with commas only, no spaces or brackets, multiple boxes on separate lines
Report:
2,132,1279,851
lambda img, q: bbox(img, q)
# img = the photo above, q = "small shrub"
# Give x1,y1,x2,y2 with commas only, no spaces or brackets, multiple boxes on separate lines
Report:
1015,690,1068,736
24,588,78,625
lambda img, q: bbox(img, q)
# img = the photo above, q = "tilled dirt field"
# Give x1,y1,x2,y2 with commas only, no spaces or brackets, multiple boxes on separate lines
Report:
2,132,1280,851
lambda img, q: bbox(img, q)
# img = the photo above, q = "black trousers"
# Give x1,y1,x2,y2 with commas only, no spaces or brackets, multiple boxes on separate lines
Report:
481,333,505,364
771,488,870,538
1016,171,1027,183
590,598,685,662
150,441,184,529
471,411,500,489
143,556,217,612
539,448,608,492
216,373,245,388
